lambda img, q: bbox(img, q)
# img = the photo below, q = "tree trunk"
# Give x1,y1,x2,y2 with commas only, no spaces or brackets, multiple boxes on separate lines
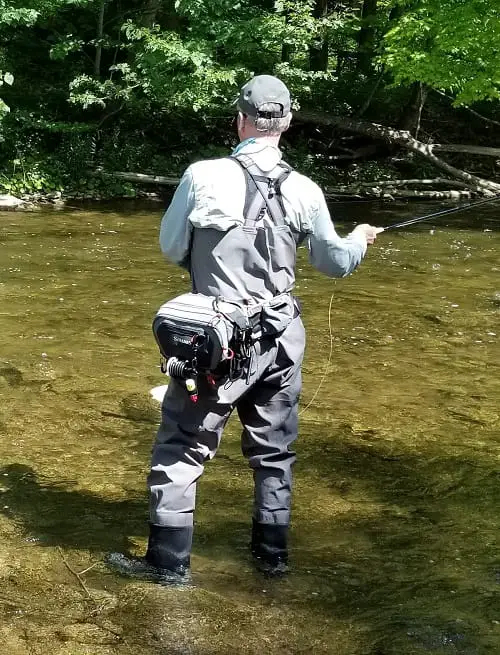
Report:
295,110,500,194
94,1,106,78
138,0,162,28
357,0,377,72
309,0,328,72
356,70,384,117
97,170,180,185
352,178,488,191
399,82,428,135
324,187,472,200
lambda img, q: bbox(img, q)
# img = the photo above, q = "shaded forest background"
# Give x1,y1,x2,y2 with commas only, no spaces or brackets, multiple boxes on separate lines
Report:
0,0,499,200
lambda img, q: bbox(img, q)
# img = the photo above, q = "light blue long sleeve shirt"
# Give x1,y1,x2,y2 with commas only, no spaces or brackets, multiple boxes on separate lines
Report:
160,140,367,277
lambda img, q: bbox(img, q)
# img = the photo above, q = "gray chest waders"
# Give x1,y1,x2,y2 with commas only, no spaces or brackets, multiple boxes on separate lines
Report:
152,155,297,399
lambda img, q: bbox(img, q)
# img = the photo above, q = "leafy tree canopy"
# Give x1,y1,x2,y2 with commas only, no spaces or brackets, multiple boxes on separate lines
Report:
382,0,500,105
0,0,498,196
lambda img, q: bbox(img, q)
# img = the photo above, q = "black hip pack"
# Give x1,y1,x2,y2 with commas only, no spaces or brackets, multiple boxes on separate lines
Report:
152,292,299,401
152,293,238,373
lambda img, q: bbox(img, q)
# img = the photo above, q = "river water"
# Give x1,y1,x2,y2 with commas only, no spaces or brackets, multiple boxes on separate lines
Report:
0,201,498,654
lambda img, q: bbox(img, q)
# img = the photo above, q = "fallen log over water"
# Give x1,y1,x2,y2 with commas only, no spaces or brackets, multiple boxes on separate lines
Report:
97,170,474,201
432,144,500,157
296,111,500,195
97,170,179,186
352,178,481,190
324,188,472,201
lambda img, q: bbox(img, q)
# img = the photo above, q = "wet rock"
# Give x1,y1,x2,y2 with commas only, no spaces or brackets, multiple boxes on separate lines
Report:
0,194,25,209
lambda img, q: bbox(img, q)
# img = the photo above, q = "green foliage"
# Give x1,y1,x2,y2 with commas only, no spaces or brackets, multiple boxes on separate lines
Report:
0,71,14,139
382,0,500,104
0,158,64,195
0,3,38,27
69,65,141,109
127,29,243,112
0,0,498,200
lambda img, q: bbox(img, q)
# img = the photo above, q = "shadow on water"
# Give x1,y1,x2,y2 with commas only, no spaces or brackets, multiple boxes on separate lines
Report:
0,462,147,553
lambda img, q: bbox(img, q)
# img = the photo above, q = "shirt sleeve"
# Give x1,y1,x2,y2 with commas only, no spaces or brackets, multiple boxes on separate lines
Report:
307,187,367,278
159,167,195,268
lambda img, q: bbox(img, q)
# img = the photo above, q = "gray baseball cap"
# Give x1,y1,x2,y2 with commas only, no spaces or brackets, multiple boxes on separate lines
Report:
236,75,291,118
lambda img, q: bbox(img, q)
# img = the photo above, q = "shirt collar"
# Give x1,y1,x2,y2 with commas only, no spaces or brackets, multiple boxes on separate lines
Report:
231,139,283,172
232,138,282,159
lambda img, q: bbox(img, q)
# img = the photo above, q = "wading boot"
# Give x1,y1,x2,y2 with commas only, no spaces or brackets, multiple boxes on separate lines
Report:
251,520,289,577
106,524,193,586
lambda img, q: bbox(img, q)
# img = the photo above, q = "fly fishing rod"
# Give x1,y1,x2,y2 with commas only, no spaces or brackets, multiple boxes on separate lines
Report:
383,192,500,231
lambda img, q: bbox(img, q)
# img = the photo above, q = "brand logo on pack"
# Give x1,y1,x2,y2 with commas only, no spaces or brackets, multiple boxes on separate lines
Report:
172,335,192,345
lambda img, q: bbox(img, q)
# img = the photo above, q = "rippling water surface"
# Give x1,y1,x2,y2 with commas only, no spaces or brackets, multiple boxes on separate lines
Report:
0,201,498,654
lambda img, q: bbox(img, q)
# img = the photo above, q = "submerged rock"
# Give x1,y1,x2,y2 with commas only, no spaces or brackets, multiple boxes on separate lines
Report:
120,392,160,423
0,365,23,387
422,313,445,324
406,619,479,654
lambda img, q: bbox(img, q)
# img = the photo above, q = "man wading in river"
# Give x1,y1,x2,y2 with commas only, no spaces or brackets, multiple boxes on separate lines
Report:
107,75,382,583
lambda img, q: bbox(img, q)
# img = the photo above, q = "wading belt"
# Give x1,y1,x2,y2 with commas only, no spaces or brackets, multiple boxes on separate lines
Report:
229,154,293,228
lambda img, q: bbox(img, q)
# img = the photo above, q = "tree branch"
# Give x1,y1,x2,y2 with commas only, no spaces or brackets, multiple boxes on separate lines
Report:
295,110,500,194
433,89,500,128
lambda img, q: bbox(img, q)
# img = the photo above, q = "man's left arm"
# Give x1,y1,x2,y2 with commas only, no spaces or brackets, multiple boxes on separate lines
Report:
159,167,195,268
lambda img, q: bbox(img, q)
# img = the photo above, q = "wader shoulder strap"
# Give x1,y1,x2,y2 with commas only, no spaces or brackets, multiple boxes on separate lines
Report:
230,155,293,228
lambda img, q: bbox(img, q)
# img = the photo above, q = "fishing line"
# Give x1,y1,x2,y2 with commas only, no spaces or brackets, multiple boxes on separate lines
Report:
384,192,500,231
299,292,335,417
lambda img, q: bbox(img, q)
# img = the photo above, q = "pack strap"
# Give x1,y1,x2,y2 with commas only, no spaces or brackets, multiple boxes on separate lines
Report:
230,154,293,228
